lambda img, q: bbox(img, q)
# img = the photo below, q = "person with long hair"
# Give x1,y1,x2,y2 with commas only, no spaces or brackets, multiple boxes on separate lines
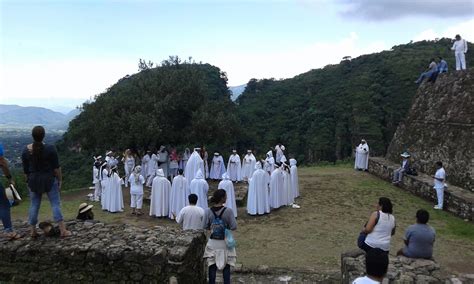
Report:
359,197,396,253
21,126,71,238
0,142,21,240
203,189,237,284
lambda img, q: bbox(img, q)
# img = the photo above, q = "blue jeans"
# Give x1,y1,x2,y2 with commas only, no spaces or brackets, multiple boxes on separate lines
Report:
28,180,64,226
415,70,436,84
0,184,13,232
209,264,230,284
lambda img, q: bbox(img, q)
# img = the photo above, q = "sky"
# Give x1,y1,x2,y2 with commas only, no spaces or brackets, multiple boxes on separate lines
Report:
1,0,473,113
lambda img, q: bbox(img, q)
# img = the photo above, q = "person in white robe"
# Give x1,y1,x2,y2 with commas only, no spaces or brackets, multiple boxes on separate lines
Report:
241,150,257,182
105,151,119,168
141,150,151,180
451,34,468,71
354,139,370,171
103,166,124,213
99,162,108,209
209,152,226,180
189,169,209,209
92,156,102,202
218,172,237,217
129,165,145,215
184,148,205,189
269,165,284,209
158,145,169,179
227,150,242,182
264,150,275,175
282,163,294,206
146,151,160,187
150,169,171,217
180,148,191,170
169,169,189,219
122,149,135,186
201,147,210,179
247,162,270,215
289,159,300,199
275,144,285,163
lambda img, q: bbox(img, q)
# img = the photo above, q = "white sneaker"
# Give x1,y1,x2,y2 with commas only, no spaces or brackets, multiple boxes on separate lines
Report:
433,206,442,210
292,204,301,209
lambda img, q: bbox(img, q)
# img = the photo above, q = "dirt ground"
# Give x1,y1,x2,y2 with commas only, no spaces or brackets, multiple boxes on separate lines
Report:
10,165,474,277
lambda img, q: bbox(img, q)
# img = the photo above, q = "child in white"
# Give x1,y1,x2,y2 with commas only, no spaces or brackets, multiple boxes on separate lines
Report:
129,165,145,215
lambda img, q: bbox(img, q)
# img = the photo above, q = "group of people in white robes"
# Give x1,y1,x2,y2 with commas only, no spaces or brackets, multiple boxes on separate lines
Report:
247,157,300,215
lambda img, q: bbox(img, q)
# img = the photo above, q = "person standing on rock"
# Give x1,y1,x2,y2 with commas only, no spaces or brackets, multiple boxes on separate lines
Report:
21,126,71,238
432,161,446,210
354,139,369,171
0,142,22,240
203,189,237,284
451,34,468,71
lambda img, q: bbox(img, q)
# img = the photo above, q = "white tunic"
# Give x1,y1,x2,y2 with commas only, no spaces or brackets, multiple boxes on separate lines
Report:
189,169,209,209
176,205,205,230
241,153,256,181
290,159,300,199
169,175,189,219
150,169,171,217
227,154,242,182
354,143,369,170
129,173,145,195
264,151,275,174
269,168,284,208
210,155,226,180
275,145,285,163
185,150,205,189
218,173,237,217
103,172,124,213
141,154,150,178
247,163,270,215
146,153,160,186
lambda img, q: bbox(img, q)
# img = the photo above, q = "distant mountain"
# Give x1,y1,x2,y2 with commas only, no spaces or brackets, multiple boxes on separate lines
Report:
229,84,246,101
0,104,80,130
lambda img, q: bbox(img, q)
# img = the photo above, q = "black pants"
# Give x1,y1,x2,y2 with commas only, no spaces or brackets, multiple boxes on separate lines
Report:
208,264,230,284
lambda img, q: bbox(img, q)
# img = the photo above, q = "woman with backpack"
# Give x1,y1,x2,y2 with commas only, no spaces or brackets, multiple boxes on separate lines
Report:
203,189,237,284
358,197,396,253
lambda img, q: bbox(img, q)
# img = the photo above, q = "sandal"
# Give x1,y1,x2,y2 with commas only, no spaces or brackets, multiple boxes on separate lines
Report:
6,232,22,241
60,230,72,239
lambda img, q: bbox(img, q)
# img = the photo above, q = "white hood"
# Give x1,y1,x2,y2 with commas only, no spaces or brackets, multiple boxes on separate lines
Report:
156,169,165,177
290,159,297,166
195,169,204,179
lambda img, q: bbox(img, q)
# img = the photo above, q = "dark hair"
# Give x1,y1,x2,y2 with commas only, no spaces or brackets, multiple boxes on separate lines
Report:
210,189,226,204
416,209,429,224
435,161,443,167
178,169,184,175
188,194,198,205
430,58,435,62
378,197,393,214
31,126,45,166
438,56,443,60
455,34,461,40
365,249,389,277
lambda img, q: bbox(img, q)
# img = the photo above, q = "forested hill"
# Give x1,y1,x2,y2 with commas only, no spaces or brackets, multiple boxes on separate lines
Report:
64,60,240,152
236,38,474,163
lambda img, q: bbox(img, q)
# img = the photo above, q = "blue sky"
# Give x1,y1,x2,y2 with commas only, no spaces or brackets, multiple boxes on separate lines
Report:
1,0,473,112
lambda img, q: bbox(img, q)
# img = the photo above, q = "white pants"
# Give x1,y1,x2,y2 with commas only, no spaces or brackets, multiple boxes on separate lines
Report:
94,183,101,201
455,52,466,70
131,194,143,209
435,187,444,208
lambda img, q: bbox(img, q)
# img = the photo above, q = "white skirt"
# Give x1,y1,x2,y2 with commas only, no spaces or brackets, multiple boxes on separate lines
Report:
203,239,237,269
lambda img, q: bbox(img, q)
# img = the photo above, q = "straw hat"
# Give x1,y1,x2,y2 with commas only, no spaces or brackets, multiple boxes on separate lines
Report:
78,203,93,214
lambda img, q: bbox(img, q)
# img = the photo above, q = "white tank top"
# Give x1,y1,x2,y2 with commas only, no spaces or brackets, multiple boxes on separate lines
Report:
365,211,395,251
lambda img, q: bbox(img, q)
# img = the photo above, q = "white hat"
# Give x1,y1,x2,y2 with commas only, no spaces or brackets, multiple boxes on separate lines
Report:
106,151,113,156
214,152,219,156
78,203,93,214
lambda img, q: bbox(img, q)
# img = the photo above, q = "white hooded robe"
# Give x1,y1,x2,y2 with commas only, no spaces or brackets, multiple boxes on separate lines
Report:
269,167,284,208
184,150,205,189
103,172,124,213
169,174,189,219
189,169,209,209
247,162,270,215
210,155,226,180
354,142,369,170
150,169,171,217
290,159,300,199
218,172,237,217
264,151,275,174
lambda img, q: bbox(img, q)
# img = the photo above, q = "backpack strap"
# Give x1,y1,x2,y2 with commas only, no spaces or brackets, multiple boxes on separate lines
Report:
217,207,226,219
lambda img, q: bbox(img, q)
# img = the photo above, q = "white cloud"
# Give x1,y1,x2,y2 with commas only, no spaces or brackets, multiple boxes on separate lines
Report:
0,58,137,108
413,19,474,42
208,32,387,85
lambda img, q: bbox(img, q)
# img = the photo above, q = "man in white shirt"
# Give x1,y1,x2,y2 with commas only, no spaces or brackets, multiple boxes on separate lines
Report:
352,249,388,284
433,161,446,210
176,194,205,230
451,34,468,71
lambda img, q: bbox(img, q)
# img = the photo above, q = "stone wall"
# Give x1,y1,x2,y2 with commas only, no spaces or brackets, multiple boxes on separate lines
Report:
368,157,474,221
341,249,474,284
0,221,207,283
386,70,473,191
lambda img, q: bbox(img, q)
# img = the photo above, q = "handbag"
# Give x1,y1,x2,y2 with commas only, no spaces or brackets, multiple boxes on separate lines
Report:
5,184,22,206
225,229,236,249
